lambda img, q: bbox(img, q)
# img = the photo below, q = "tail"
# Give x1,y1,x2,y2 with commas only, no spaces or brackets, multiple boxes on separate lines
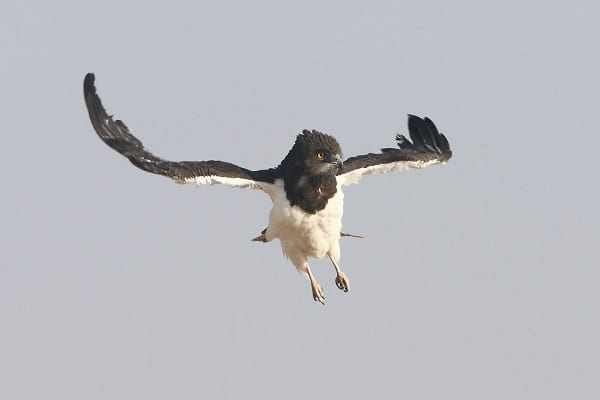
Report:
341,232,364,239
251,228,268,243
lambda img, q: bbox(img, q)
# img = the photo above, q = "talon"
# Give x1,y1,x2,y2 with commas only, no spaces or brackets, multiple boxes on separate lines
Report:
335,272,350,293
311,281,325,304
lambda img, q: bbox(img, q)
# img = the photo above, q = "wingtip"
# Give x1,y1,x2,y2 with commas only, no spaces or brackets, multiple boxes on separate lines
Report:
406,114,452,159
407,114,424,125
83,72,96,95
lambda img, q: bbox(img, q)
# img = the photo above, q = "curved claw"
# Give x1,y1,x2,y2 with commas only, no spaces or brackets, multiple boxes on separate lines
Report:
311,281,325,305
335,272,350,293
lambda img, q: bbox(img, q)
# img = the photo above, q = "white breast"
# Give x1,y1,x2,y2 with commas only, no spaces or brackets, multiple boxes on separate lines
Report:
262,179,344,264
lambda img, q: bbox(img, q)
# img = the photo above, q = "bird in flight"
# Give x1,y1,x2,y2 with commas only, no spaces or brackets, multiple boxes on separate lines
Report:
83,73,452,304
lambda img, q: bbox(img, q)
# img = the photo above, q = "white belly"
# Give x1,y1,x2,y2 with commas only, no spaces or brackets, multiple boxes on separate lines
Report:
263,179,344,261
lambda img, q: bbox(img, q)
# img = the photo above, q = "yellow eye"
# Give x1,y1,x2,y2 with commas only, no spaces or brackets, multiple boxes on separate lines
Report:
316,151,326,160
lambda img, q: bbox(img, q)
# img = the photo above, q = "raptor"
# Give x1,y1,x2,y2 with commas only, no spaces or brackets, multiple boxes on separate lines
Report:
84,73,452,304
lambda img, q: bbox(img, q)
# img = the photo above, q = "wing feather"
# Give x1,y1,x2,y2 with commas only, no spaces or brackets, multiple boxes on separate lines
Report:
83,73,276,189
337,115,452,185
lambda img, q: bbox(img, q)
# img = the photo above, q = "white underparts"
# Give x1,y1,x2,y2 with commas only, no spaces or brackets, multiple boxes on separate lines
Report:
263,179,343,275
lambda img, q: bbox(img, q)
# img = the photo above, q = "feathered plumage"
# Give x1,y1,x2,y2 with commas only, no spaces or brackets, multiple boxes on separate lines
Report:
84,73,452,304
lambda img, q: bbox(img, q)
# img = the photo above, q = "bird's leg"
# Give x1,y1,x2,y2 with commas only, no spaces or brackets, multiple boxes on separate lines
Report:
328,254,349,293
305,264,325,305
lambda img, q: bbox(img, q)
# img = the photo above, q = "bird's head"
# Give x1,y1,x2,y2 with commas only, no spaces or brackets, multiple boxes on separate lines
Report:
280,129,343,175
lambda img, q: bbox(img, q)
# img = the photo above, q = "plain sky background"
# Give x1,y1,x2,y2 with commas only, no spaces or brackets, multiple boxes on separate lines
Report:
1,1,598,399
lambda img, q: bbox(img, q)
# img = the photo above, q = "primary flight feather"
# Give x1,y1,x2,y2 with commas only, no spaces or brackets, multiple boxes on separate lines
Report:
83,73,452,304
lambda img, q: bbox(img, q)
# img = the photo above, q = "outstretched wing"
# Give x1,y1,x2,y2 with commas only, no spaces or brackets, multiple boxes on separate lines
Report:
337,115,452,185
83,73,276,189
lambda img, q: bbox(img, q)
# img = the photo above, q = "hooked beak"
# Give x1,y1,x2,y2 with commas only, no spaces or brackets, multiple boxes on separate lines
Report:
329,155,343,170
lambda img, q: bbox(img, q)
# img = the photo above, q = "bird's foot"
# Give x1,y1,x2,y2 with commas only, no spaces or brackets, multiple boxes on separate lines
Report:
335,272,350,292
311,280,325,305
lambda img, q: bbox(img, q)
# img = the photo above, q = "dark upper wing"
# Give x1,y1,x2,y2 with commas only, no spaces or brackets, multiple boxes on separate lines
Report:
337,115,452,185
83,73,276,189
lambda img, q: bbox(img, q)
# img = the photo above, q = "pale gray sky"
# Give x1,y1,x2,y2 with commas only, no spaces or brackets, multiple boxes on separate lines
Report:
2,1,599,399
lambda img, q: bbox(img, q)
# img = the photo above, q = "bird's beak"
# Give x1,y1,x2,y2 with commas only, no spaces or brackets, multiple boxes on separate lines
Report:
330,155,343,170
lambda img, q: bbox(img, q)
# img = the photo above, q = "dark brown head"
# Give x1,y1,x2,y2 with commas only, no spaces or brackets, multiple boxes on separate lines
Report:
279,129,343,175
